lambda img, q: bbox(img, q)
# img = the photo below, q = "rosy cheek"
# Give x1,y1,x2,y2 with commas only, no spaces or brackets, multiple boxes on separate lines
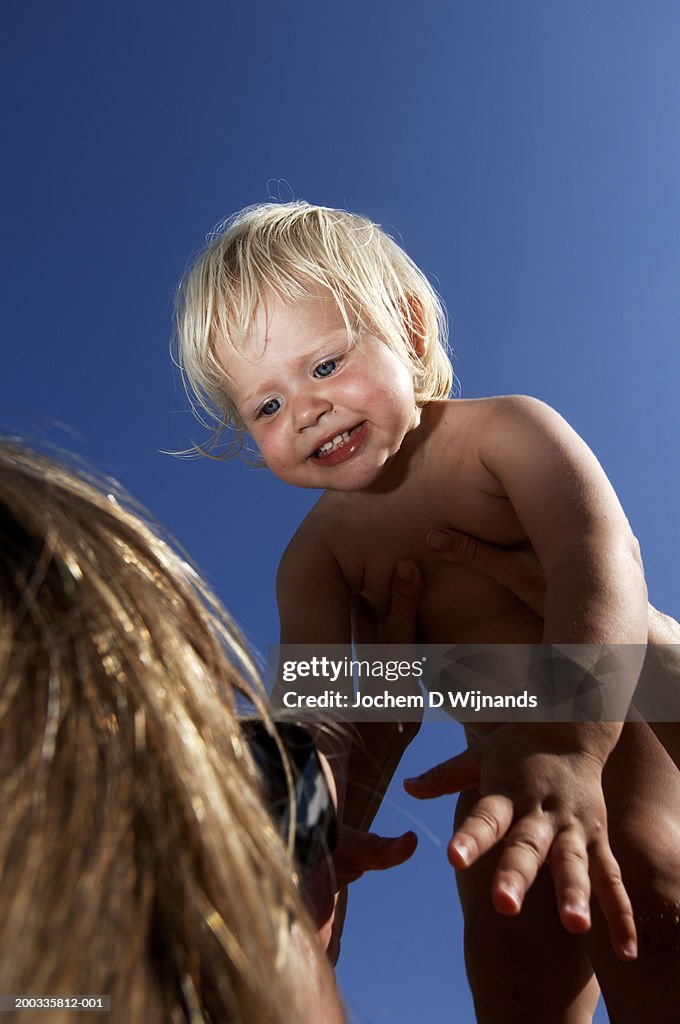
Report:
261,445,288,473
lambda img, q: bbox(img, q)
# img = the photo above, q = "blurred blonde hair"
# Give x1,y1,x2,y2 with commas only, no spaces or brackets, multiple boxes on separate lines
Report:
173,201,452,457
0,439,341,1024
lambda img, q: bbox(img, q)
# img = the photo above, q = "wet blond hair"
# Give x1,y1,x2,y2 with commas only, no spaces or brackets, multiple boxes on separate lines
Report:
174,201,452,456
0,439,342,1024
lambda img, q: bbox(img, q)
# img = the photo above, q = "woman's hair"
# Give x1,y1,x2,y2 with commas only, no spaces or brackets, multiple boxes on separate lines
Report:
173,201,453,457
0,439,339,1023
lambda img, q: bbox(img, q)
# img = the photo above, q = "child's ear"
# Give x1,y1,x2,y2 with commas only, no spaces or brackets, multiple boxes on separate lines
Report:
405,296,427,359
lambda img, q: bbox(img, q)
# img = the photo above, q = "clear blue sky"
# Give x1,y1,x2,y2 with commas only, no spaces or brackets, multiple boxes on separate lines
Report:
2,3,679,1021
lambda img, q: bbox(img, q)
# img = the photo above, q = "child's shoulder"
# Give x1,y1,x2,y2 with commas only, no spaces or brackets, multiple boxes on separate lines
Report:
427,394,559,453
276,494,344,575
433,393,553,425
276,491,367,608
276,497,355,641
437,394,591,478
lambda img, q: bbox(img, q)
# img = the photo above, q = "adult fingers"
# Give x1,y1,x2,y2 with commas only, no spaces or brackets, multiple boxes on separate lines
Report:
403,745,482,799
589,841,638,961
380,560,425,644
426,528,547,616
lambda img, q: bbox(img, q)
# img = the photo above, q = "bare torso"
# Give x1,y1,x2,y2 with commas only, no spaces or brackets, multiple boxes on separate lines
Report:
297,398,544,645
282,396,680,1024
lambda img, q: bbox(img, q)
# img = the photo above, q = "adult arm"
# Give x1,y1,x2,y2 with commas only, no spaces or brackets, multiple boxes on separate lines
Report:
277,539,422,958
276,538,423,824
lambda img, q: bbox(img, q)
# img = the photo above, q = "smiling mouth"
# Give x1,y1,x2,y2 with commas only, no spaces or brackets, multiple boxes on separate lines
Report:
311,423,365,460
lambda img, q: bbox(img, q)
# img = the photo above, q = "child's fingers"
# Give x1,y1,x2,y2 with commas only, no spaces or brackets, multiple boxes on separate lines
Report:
550,828,637,960
588,841,638,961
403,745,481,799
333,827,418,886
347,829,418,872
549,828,592,934
446,793,515,870
489,813,555,914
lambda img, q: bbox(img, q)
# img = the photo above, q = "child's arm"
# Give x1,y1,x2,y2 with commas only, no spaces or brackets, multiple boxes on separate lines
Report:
485,397,647,646
276,532,353,646
409,396,646,960
426,525,680,787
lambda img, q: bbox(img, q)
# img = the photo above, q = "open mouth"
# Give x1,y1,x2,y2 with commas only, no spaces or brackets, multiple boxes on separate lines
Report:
310,422,367,461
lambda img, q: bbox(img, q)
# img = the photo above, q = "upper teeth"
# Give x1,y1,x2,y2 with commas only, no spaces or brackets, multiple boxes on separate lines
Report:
317,431,351,455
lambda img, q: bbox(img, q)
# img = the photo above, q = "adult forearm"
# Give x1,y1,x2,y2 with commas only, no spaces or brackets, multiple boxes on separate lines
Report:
342,720,419,831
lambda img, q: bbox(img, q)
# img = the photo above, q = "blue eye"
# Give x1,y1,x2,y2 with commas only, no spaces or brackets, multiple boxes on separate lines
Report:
314,359,337,379
259,397,281,417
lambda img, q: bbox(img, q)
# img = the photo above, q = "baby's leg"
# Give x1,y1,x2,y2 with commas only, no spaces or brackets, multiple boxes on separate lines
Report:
455,789,600,1024
586,723,680,1024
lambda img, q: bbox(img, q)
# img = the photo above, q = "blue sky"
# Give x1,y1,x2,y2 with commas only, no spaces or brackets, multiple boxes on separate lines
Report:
2,3,679,1021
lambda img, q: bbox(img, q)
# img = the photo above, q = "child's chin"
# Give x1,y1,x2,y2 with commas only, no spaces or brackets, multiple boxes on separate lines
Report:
272,455,387,491
324,465,388,492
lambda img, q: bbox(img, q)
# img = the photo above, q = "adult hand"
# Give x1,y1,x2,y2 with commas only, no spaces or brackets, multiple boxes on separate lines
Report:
426,526,680,648
426,528,546,615
379,559,425,643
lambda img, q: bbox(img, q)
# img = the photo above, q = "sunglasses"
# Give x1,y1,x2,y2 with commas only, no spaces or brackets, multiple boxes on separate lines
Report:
242,719,338,882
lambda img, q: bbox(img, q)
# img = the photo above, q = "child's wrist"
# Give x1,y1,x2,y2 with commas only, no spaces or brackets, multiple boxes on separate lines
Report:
515,721,622,764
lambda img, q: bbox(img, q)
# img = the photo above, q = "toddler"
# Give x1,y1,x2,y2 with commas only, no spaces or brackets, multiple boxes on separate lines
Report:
174,202,680,1023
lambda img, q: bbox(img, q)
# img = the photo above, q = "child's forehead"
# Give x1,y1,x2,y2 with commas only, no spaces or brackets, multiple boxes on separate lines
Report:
214,288,355,389
238,288,352,356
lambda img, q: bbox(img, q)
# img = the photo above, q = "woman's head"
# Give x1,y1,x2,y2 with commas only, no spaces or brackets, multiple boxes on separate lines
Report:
0,439,341,1023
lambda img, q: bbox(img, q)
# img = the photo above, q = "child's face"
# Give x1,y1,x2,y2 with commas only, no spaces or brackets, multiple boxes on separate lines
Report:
219,291,421,491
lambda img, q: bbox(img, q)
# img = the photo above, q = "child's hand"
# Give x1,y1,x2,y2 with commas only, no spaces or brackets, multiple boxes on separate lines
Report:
404,724,638,962
332,822,418,886
306,824,417,961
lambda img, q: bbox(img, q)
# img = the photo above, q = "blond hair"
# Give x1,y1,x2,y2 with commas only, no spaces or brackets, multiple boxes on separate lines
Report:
174,201,452,456
0,440,341,1023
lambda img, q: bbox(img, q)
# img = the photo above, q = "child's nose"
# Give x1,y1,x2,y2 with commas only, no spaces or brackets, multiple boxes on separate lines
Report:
294,393,333,430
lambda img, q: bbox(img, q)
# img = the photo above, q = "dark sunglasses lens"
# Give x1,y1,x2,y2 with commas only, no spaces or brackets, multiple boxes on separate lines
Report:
242,720,337,877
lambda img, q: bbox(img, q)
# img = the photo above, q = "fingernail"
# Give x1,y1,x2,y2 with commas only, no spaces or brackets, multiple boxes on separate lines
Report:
427,530,451,551
565,899,589,919
499,881,520,908
623,941,638,960
561,901,589,925
396,560,414,582
450,838,471,866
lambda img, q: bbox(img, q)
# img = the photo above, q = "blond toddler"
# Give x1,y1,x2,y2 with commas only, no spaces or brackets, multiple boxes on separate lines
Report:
174,202,680,1023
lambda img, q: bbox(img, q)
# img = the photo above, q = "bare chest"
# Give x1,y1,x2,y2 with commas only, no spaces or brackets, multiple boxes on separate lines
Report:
323,461,543,644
